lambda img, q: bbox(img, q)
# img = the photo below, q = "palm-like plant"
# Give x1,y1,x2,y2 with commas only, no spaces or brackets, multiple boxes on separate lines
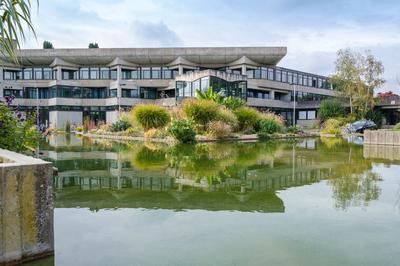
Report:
196,87,223,104
0,0,36,64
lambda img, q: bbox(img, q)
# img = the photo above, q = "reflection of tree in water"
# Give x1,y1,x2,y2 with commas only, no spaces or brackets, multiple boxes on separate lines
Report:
320,137,382,210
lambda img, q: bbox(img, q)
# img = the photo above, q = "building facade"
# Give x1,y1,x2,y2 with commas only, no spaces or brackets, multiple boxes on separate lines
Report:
0,47,337,128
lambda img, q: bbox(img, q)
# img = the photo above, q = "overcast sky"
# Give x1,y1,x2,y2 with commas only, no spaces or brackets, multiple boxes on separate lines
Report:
24,0,400,93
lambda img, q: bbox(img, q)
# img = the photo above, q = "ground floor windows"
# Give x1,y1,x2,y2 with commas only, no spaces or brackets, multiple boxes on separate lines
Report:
298,110,317,120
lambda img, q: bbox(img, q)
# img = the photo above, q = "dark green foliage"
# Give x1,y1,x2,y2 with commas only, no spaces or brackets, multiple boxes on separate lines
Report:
0,104,39,152
222,96,245,110
234,107,261,131
65,120,71,133
88,42,99,48
169,119,196,143
286,125,302,134
112,119,131,132
43,40,53,49
318,99,346,121
132,104,170,130
257,119,282,139
365,109,383,128
182,99,219,128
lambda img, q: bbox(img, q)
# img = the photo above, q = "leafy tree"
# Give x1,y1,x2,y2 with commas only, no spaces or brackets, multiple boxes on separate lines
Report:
318,99,346,121
88,42,99,48
331,48,385,116
43,40,53,49
0,0,36,63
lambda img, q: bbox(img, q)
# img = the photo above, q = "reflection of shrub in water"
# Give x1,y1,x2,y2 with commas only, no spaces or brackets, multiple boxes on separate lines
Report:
132,145,168,170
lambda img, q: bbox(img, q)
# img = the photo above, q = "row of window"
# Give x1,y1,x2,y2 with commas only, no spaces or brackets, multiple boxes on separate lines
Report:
291,91,333,102
246,67,332,89
62,68,117,80
122,67,178,80
3,86,162,99
3,68,57,80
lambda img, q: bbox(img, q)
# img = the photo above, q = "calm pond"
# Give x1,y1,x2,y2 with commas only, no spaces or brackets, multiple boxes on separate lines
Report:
34,135,400,266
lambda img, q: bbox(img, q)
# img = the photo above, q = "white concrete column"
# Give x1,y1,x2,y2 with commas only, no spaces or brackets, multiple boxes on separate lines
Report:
269,90,275,100
56,66,62,80
241,65,247,75
178,65,184,75
116,65,122,98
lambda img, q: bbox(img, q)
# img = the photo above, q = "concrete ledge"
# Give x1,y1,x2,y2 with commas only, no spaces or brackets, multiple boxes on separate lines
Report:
364,130,400,146
0,149,54,265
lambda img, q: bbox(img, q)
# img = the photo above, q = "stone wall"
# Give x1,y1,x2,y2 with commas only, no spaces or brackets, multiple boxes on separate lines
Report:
364,130,400,146
0,149,54,264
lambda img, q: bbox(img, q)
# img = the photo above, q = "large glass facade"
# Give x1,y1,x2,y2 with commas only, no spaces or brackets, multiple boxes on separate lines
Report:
247,66,332,90
176,76,247,100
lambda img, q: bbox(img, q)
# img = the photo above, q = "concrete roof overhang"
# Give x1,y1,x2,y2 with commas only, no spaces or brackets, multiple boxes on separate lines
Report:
7,46,287,67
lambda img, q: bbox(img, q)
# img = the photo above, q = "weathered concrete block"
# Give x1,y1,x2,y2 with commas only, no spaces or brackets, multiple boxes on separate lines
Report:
364,130,371,144
393,131,400,146
385,131,394,146
0,149,54,264
377,130,387,145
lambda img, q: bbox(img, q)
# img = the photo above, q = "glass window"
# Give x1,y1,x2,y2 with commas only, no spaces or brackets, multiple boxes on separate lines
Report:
43,68,52,79
23,68,33,80
282,71,287,83
80,68,89,79
122,70,131,80
192,79,200,92
299,111,307,120
287,72,293,84
109,89,117,97
200,77,209,92
141,87,157,99
268,68,274,80
298,74,303,85
246,70,254,79
151,67,161,79
163,68,172,79
110,70,117,80
100,68,110,79
184,82,192,97
141,68,151,79
308,111,316,120
261,68,267,79
90,68,99,79
254,68,261,79
34,68,42,80
276,70,281,82
3,70,13,80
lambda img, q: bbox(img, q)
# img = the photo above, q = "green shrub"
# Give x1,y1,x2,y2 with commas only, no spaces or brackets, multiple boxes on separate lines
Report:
365,109,383,128
0,104,39,152
286,125,302,134
65,120,71,133
318,99,346,121
182,99,219,128
76,126,83,132
169,119,196,143
112,119,131,132
206,121,232,139
222,96,246,110
132,104,170,130
321,118,343,135
216,107,238,131
393,123,400,131
234,107,261,131
257,118,282,138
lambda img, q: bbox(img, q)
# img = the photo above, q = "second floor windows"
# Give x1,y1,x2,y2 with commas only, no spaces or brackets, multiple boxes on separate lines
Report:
3,68,56,80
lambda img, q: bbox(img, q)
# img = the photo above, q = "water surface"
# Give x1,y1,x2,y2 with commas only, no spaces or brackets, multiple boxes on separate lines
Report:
36,135,400,266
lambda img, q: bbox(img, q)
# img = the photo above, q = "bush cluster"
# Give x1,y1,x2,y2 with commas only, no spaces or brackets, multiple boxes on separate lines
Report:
182,99,219,129
321,118,343,135
112,119,131,132
169,119,196,143
206,121,232,139
132,104,170,131
318,99,346,121
234,107,261,131
257,118,282,139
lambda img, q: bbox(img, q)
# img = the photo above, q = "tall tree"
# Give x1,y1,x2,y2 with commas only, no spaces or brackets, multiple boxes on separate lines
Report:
331,49,385,116
0,0,36,63
43,40,53,49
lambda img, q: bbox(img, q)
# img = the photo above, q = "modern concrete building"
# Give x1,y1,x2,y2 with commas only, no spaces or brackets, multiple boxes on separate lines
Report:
0,47,337,128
